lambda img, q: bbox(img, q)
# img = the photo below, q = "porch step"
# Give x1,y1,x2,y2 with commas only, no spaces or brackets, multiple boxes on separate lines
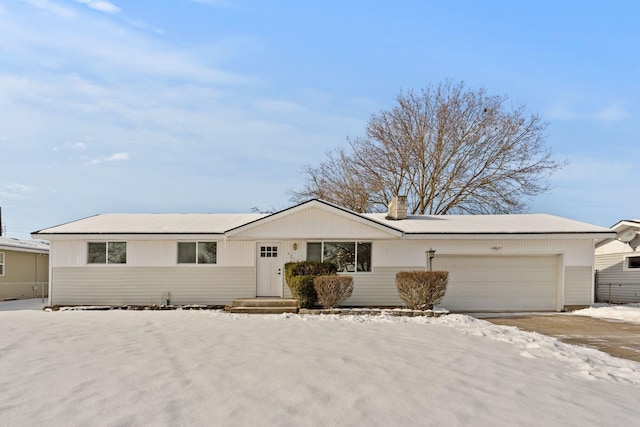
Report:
228,306,298,314
227,298,298,314
231,298,298,308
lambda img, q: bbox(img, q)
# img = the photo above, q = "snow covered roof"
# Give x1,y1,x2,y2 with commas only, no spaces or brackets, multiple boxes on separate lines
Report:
32,213,267,235
32,200,613,238
0,236,49,253
362,213,613,235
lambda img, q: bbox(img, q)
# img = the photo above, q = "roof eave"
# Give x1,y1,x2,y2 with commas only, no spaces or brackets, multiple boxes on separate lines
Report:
404,231,615,240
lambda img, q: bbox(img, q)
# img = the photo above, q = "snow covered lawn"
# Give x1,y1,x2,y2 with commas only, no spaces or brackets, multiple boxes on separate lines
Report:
2,300,640,426
571,303,640,324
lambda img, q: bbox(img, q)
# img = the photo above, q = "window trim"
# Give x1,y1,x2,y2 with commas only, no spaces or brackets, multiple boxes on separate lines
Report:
624,255,640,271
306,241,372,273
87,241,127,265
0,252,4,276
177,241,218,265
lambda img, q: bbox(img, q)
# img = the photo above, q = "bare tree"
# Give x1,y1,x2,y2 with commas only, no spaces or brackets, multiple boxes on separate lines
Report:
291,81,565,214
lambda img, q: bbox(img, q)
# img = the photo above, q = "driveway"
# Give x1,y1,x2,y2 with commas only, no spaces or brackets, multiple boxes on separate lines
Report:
479,314,640,363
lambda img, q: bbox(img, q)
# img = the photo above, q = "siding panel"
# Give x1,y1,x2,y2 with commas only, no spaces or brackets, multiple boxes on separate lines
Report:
595,253,640,303
51,267,254,306
232,208,395,240
374,239,593,267
564,266,593,305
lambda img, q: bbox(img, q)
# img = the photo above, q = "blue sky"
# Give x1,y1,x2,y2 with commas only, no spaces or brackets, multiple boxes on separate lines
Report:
1,0,638,238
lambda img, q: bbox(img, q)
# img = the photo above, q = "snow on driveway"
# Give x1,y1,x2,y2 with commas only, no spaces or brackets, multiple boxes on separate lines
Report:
1,299,640,426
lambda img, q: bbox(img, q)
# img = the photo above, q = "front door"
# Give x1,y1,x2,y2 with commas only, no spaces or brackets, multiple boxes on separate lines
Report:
256,242,282,297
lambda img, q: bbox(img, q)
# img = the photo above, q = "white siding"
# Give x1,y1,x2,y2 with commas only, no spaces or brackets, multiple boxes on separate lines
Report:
564,266,593,305
342,268,405,307
50,240,86,267
50,267,254,306
128,240,174,266
595,253,640,303
50,239,255,268
231,207,396,240
222,240,256,267
596,239,635,255
373,238,593,267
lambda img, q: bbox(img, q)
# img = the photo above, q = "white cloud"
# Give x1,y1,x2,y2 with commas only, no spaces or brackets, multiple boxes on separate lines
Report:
63,141,87,150
545,102,629,124
6,183,35,193
24,0,76,18
75,0,121,14
0,183,35,200
88,152,130,165
593,105,629,123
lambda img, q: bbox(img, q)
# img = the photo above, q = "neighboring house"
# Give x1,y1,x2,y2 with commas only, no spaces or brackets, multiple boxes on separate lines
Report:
0,236,49,301
595,220,640,303
32,198,613,311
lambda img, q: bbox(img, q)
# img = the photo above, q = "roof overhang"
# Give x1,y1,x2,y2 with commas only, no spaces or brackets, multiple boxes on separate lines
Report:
595,220,640,248
404,231,616,240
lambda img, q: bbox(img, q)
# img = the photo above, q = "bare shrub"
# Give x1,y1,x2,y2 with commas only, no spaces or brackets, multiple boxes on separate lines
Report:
314,275,354,309
396,271,448,310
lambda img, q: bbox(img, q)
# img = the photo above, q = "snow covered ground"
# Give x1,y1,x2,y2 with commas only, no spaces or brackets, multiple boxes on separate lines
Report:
2,299,640,426
571,303,640,324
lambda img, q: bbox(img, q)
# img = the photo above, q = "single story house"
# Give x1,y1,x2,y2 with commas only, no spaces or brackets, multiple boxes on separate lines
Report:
595,219,640,303
32,198,614,311
0,236,49,300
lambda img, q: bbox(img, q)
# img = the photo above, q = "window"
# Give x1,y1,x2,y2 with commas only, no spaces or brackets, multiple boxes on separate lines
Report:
307,242,372,272
260,245,278,258
0,252,4,275
88,242,126,264
628,256,640,269
177,242,217,264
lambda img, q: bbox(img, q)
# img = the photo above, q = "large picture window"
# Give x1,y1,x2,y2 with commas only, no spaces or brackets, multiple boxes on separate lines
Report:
0,252,4,275
307,242,372,272
88,242,126,264
178,242,217,264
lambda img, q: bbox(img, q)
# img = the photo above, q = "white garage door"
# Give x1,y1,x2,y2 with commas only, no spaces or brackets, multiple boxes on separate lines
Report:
434,256,558,311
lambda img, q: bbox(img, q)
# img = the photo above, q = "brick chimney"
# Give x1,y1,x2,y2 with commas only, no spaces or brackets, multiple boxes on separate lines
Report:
386,196,407,220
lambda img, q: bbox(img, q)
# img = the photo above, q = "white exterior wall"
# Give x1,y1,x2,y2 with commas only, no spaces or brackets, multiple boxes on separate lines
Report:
45,231,597,309
231,208,396,240
372,238,594,267
50,266,254,306
595,252,640,303
50,239,255,268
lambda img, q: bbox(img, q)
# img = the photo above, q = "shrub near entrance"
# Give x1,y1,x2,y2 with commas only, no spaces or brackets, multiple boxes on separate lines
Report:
396,271,449,310
314,275,353,309
285,261,338,308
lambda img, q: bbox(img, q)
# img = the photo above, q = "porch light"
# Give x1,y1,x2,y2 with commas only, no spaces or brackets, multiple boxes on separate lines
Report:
426,248,436,271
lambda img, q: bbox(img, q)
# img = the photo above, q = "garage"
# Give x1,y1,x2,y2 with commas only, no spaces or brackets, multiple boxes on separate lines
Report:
434,255,558,311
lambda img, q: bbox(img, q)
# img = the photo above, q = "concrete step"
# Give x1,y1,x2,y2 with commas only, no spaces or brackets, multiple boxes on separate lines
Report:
228,306,298,315
231,298,298,308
